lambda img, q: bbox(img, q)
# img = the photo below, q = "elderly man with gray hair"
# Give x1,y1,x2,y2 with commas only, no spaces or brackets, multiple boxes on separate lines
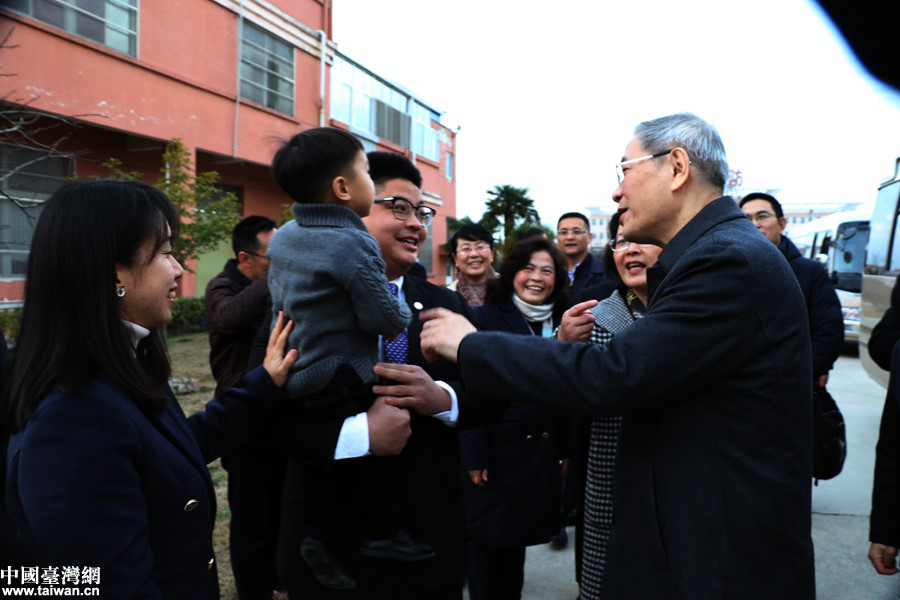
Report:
416,113,815,600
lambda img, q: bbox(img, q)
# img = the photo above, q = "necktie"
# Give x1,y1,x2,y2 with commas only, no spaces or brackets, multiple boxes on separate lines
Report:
385,283,409,364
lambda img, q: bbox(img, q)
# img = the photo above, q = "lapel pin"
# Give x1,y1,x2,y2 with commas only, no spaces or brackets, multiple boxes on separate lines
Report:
413,301,424,310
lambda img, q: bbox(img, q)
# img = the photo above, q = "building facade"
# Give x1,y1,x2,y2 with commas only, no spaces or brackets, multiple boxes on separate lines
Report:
586,205,616,251
0,0,456,305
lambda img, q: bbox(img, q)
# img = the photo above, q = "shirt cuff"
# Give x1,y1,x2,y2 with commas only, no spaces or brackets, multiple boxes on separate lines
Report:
334,412,370,460
431,380,459,428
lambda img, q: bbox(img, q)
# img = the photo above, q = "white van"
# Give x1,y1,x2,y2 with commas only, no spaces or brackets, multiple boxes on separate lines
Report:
788,209,871,344
860,158,900,388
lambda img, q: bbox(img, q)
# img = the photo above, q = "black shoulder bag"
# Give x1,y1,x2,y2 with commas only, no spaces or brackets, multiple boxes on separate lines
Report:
813,385,847,483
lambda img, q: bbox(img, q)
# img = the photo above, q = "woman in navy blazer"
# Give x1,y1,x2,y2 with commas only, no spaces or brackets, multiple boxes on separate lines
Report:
459,237,572,600
2,180,296,599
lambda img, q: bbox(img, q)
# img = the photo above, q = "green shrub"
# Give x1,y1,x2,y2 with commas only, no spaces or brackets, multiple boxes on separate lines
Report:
169,296,207,335
0,300,206,343
0,308,22,343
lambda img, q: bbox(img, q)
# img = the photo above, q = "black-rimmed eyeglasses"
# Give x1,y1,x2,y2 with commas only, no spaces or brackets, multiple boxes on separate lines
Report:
374,196,436,226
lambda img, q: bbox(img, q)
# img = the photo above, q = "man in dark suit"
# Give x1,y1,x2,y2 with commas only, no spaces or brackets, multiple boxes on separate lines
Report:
261,151,490,599
419,113,815,599
556,212,610,299
739,192,844,388
206,215,280,600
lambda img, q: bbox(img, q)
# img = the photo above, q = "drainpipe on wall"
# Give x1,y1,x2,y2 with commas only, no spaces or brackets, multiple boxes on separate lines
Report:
318,30,327,127
232,0,245,157
406,95,416,163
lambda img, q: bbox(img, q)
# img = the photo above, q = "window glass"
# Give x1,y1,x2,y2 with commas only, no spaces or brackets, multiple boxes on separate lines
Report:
0,144,72,278
866,181,900,274
12,0,138,56
418,220,433,275
240,22,294,115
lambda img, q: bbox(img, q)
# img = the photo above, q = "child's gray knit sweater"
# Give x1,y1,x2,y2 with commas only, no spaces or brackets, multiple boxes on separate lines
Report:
267,203,412,399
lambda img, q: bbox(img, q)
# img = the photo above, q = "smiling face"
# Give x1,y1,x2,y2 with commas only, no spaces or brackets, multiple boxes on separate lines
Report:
453,238,493,282
116,230,184,329
513,250,556,305
611,224,662,301
363,177,427,280
612,137,674,245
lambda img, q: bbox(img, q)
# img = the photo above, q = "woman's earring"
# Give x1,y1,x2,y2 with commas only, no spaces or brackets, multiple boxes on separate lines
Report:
116,285,126,298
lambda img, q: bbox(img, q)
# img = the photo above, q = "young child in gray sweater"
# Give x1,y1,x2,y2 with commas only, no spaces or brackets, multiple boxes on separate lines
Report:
267,127,433,590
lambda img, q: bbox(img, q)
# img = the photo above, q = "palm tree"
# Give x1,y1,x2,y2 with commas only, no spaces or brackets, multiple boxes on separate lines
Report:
481,184,540,244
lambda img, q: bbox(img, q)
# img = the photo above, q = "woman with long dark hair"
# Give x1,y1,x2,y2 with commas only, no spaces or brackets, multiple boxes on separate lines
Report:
459,237,572,600
557,211,662,599
2,180,296,598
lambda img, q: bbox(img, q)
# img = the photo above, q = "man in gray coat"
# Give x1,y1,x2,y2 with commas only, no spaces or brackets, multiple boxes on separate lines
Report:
417,113,815,599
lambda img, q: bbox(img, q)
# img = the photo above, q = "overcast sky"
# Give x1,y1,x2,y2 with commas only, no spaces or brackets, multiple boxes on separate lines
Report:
332,0,900,224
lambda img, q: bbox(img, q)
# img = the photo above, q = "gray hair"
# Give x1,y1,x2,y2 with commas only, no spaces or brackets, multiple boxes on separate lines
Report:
634,113,729,192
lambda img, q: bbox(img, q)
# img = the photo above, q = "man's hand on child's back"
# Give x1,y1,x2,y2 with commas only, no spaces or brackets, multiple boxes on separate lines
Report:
373,363,452,416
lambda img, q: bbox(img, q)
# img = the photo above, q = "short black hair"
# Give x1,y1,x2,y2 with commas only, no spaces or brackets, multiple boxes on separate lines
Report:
486,237,569,320
271,127,363,204
739,193,784,219
232,215,276,257
367,151,422,189
603,211,624,291
449,223,494,255
557,212,590,231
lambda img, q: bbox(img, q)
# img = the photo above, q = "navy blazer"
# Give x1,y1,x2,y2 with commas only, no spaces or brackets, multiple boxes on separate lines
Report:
6,367,281,599
570,252,610,299
261,274,503,597
457,198,815,599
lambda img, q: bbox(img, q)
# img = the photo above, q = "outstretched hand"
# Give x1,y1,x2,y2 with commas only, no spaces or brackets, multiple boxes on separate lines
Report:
419,308,477,363
558,299,599,342
263,311,299,388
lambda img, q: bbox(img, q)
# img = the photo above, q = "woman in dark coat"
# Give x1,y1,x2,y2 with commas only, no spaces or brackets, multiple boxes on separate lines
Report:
459,237,572,600
557,212,662,600
2,180,297,599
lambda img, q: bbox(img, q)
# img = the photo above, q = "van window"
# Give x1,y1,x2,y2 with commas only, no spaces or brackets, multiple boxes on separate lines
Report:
833,222,869,292
867,181,900,274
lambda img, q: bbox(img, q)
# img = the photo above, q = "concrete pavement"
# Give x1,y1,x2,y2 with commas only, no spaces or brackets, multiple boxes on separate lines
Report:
465,351,900,599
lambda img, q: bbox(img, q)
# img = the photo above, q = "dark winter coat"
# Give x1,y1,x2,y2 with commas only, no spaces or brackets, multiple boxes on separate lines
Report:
456,197,815,600
458,299,571,547
779,235,844,379
571,252,610,299
206,259,270,395
869,273,900,371
6,368,282,598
